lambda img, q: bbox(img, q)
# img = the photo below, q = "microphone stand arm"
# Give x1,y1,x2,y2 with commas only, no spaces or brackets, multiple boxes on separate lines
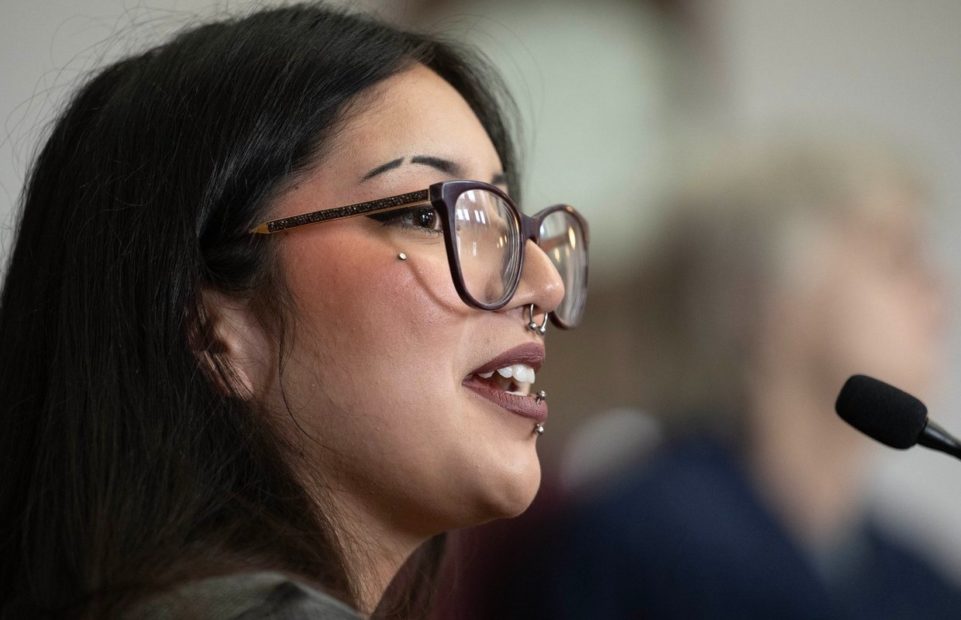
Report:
918,420,961,461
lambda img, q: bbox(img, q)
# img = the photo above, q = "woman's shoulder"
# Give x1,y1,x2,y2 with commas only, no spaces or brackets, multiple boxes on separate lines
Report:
130,571,361,620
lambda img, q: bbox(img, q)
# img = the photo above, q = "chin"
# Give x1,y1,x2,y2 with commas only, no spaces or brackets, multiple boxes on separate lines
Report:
473,455,543,522
418,457,542,535
854,357,937,399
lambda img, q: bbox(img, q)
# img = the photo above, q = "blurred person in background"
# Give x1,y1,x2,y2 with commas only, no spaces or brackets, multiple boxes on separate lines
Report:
485,134,961,619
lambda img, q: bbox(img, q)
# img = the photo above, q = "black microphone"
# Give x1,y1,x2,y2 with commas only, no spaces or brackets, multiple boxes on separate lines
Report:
835,374,961,461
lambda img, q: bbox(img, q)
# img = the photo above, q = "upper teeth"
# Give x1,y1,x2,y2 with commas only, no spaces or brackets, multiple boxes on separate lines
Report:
478,364,536,385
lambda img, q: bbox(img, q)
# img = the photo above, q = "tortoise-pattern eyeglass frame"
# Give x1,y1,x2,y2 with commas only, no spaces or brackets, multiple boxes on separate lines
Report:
249,179,589,328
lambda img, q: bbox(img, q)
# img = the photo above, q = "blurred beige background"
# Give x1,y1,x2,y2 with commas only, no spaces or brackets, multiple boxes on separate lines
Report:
3,0,961,581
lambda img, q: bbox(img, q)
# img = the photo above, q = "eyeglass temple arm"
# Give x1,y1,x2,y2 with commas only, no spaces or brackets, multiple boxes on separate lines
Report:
249,189,431,234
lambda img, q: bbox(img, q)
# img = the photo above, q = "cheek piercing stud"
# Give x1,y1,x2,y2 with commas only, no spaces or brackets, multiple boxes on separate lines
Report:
397,252,408,261
533,423,545,435
527,304,549,336
535,390,547,403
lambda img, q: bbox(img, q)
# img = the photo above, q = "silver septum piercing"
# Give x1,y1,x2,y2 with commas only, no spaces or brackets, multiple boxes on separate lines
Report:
527,304,548,335
533,423,545,435
397,252,408,261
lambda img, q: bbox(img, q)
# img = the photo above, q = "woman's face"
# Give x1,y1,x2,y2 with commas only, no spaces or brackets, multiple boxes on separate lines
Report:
783,190,945,401
253,65,564,538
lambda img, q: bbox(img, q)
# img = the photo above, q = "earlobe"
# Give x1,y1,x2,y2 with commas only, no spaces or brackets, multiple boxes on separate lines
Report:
191,289,270,399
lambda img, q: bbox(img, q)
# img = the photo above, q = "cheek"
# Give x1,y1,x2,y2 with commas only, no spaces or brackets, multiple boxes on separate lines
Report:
275,233,476,500
281,230,465,413
274,230,543,530
812,266,942,393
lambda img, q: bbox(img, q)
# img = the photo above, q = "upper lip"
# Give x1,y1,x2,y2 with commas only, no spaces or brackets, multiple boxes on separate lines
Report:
466,342,545,378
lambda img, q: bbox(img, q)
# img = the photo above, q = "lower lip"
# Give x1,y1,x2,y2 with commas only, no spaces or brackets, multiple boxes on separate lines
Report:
462,376,548,422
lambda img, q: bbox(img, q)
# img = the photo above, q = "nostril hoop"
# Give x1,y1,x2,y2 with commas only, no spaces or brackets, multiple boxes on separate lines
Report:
527,304,549,335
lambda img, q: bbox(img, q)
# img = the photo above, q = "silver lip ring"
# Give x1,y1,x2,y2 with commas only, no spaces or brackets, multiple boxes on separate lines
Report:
527,304,549,335
533,423,545,435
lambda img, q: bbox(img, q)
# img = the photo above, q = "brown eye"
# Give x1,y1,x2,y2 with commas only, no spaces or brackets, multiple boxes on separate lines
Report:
415,208,439,230
369,206,443,234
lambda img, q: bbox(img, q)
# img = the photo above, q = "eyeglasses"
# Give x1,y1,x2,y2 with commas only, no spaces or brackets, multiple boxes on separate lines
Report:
250,179,588,328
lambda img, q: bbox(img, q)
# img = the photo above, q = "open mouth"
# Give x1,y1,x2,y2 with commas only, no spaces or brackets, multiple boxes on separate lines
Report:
462,344,547,422
474,363,536,396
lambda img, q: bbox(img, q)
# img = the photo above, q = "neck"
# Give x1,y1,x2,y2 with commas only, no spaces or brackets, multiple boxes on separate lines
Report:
328,493,426,615
744,368,871,550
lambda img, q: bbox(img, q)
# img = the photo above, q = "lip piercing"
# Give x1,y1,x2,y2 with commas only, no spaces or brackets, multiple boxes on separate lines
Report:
527,304,548,335
397,252,408,261
533,423,545,435
535,390,547,403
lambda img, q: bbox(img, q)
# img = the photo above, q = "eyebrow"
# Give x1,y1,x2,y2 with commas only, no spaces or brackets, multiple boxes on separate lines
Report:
409,155,461,176
360,158,404,181
360,155,506,186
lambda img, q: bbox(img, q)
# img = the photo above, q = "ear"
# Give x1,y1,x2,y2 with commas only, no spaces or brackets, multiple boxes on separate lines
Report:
191,288,272,399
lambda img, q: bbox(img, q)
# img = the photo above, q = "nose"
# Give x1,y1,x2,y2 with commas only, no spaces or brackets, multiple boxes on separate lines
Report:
507,239,565,317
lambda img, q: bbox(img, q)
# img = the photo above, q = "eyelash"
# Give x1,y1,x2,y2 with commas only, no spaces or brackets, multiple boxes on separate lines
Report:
370,206,443,235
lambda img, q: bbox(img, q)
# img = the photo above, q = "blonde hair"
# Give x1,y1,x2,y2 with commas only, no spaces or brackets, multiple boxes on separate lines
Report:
637,132,927,430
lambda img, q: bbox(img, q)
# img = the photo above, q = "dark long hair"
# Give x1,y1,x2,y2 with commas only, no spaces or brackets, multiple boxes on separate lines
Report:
0,4,518,617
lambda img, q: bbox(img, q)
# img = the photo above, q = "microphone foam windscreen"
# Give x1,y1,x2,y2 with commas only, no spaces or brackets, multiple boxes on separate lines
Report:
835,374,928,449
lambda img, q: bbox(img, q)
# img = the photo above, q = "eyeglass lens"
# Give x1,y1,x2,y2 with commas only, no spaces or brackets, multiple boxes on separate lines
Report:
538,210,587,326
453,189,522,307
452,188,587,326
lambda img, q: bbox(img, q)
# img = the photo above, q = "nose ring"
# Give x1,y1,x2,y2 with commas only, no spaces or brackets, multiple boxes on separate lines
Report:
527,304,548,335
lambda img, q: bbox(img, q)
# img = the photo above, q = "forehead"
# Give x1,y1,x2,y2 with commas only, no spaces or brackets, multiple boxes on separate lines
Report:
325,63,503,176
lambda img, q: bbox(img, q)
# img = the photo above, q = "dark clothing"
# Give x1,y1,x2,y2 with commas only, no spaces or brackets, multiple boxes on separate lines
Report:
130,572,361,620
540,438,961,619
